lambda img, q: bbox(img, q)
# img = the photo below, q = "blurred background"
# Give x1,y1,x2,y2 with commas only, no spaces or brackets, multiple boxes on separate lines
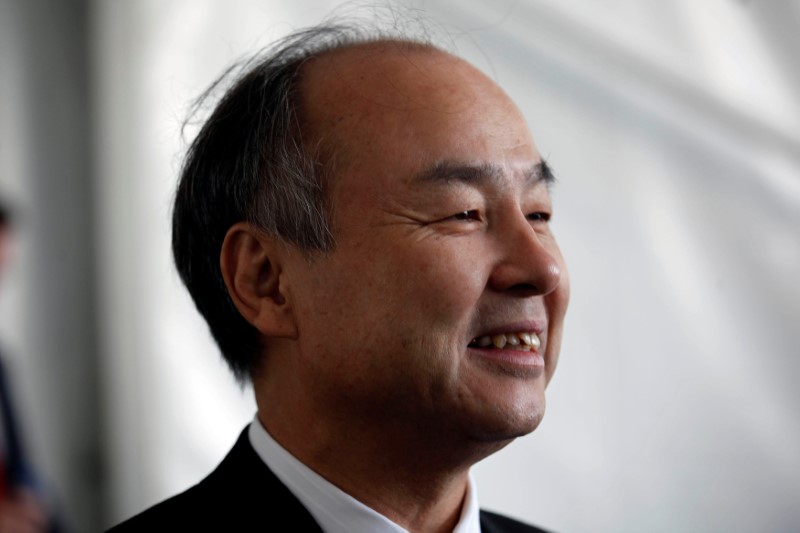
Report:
1,0,798,531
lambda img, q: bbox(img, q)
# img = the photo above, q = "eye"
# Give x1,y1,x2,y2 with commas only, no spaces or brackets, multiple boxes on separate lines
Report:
451,210,482,222
527,211,551,223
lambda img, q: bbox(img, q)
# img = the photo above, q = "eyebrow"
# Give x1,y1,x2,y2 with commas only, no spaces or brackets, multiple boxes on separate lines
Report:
413,159,556,188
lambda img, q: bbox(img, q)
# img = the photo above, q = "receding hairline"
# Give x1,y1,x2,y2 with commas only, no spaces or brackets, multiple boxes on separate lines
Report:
292,38,490,178
290,38,455,182
296,36,476,96
294,37,457,108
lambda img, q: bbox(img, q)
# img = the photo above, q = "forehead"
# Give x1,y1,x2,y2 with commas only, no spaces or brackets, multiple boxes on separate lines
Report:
299,42,539,191
302,43,482,114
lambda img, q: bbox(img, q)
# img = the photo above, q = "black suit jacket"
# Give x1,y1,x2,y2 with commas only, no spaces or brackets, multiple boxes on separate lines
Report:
108,428,548,532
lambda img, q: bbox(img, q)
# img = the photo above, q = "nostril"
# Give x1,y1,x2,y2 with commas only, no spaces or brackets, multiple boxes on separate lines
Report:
507,282,543,297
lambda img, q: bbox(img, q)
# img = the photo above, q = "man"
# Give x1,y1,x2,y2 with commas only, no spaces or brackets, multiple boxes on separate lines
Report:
111,22,568,533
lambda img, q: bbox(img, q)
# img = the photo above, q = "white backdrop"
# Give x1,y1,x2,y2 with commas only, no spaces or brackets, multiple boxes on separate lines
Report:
76,0,800,530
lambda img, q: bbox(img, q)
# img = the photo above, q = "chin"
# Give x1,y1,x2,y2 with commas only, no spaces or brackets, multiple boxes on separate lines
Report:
465,398,546,444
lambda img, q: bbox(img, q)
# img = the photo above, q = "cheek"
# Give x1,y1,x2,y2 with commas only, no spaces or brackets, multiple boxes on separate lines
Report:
395,241,486,322
299,237,487,357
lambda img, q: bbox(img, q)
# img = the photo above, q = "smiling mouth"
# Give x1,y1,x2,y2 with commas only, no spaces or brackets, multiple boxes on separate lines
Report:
468,332,541,351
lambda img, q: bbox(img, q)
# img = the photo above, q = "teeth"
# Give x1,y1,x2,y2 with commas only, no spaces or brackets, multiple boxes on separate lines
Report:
472,332,540,351
529,334,541,350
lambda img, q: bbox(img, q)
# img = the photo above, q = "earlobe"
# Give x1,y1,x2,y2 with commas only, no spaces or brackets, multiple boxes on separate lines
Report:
220,222,297,339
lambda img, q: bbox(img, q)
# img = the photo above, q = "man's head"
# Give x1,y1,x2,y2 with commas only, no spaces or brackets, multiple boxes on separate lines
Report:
173,24,569,444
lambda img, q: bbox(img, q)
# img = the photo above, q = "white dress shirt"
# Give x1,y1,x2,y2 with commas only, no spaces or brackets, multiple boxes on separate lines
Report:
248,417,482,533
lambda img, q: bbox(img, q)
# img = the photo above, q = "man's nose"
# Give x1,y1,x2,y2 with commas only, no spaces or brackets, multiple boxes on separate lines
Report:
487,215,562,297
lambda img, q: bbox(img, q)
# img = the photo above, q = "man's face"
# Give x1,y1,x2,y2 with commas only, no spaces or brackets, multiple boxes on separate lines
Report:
285,45,569,445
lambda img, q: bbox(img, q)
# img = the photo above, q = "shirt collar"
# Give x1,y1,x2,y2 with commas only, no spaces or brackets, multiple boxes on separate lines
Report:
248,416,481,533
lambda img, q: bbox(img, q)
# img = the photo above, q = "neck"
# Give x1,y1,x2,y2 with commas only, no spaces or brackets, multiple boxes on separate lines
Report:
254,379,502,532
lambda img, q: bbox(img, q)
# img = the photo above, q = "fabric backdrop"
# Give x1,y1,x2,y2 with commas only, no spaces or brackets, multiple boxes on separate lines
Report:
2,1,798,531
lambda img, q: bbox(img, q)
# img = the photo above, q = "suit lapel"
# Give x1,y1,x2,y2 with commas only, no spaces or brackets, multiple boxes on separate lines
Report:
197,427,324,531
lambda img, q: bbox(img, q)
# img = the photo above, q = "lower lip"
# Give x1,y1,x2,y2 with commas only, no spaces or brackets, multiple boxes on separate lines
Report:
468,346,545,373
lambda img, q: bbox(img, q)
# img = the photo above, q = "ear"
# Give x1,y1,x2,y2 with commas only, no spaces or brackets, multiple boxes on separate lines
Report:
220,222,297,339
